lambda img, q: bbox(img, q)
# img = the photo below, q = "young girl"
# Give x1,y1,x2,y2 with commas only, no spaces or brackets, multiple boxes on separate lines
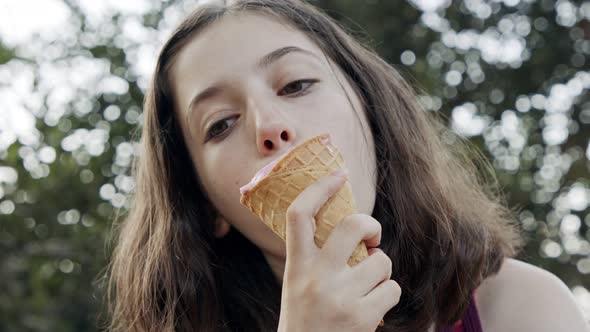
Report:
106,0,590,331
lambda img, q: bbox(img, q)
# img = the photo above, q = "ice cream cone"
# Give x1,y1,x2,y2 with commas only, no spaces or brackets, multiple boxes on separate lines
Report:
240,134,369,267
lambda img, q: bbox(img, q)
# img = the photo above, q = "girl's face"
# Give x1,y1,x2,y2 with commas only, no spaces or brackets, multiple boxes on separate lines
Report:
171,12,376,279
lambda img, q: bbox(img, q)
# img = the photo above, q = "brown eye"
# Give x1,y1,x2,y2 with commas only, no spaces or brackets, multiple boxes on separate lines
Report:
278,79,318,96
205,116,238,141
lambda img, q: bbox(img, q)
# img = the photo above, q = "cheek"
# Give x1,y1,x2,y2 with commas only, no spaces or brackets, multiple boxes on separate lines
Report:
316,85,376,213
198,148,249,209
307,88,358,134
313,87,364,147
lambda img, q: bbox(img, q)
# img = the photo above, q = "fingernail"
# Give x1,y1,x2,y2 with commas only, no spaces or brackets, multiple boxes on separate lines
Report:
332,168,348,178
368,248,382,255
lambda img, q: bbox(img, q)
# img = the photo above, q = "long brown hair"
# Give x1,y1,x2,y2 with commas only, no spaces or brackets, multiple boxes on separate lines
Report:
106,0,523,331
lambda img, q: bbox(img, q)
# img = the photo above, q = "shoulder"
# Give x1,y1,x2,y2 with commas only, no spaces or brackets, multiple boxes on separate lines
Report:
475,258,590,332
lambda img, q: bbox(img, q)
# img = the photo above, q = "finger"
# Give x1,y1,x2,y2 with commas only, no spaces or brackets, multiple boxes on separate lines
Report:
347,249,392,296
285,169,348,265
360,279,401,324
320,214,381,268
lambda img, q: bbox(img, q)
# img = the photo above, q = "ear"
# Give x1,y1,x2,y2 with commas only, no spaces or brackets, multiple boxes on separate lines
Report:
214,214,231,238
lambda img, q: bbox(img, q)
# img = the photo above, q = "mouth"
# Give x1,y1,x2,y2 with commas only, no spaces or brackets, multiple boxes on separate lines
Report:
239,146,297,195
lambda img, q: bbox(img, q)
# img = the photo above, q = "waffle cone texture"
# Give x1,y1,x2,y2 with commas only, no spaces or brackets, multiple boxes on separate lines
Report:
239,134,369,266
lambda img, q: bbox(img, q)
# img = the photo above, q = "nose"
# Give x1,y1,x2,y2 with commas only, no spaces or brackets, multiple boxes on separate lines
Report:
249,98,296,157
256,121,294,157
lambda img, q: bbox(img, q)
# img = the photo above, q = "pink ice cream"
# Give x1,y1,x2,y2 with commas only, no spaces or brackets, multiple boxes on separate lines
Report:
239,134,332,195
239,146,296,195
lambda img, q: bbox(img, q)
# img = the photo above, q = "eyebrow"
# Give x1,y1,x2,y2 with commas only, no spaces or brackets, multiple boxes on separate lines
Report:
186,46,321,116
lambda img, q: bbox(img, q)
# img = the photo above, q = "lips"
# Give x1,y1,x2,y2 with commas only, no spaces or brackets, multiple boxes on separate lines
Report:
239,146,297,195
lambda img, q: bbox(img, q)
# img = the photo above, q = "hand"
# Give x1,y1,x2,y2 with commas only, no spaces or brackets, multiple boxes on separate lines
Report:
277,170,401,332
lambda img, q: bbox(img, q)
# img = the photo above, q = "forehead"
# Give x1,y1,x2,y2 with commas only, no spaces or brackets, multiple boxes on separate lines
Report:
170,12,324,89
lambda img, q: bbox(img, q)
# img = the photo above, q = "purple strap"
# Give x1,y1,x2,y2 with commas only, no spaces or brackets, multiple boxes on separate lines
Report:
438,292,483,332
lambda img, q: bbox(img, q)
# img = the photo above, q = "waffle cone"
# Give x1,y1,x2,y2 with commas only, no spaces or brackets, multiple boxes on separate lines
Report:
240,134,369,266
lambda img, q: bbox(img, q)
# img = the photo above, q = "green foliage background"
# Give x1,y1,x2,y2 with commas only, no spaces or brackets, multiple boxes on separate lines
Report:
0,0,589,330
